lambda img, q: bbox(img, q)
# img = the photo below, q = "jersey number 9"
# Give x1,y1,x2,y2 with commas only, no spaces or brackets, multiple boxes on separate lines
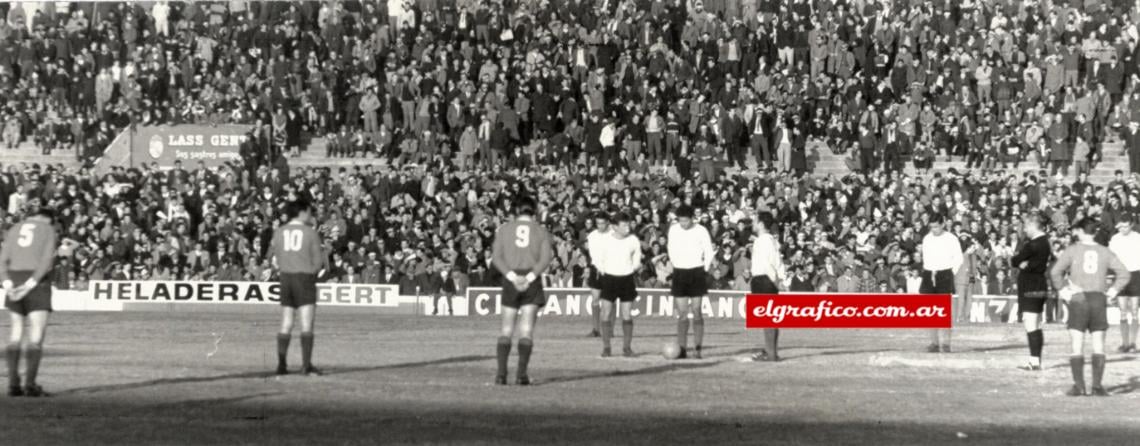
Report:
515,225,530,248
284,229,304,252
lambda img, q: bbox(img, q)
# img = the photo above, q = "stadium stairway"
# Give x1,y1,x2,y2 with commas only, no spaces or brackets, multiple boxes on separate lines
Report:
290,137,390,168
288,136,1129,186
1,142,82,170
807,139,1127,185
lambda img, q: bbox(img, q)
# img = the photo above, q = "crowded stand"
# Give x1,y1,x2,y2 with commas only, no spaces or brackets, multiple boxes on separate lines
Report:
1,0,1140,321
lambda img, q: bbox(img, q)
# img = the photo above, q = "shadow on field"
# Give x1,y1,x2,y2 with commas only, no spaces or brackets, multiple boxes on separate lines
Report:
540,361,722,386
967,343,1025,353
57,355,492,396
635,331,742,339
790,348,900,360
1107,376,1140,395
4,397,1140,445
150,391,285,409
1046,355,1138,370
324,354,492,376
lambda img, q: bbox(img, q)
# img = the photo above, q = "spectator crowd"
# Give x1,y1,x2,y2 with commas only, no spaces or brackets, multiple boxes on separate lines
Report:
3,0,1140,320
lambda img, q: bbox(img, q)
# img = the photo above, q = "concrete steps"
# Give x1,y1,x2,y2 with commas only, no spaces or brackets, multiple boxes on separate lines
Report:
0,143,82,169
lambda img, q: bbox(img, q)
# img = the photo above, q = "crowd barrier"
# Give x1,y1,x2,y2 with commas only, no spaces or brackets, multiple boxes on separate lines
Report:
0,281,1122,325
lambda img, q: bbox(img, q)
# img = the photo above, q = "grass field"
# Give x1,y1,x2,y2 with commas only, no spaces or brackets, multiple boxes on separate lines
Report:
0,312,1137,445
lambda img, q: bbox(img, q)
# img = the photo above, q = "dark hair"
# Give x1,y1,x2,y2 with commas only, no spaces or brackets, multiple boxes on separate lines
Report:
755,212,775,231
514,195,537,217
593,210,611,222
33,207,55,223
929,214,946,225
1073,217,1099,235
675,205,695,219
613,211,634,224
285,199,311,220
1024,211,1051,230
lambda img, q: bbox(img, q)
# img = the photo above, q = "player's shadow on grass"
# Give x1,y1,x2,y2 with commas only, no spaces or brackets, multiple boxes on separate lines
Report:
1107,376,1140,395
151,391,285,409
635,331,743,339
57,355,492,395
967,343,1025,353
1046,355,1137,370
539,361,722,386
788,347,901,360
323,354,492,376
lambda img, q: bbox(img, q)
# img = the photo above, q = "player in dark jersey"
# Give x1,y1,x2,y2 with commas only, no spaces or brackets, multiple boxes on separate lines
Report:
1010,212,1052,371
1,207,58,397
269,200,328,376
491,196,553,385
1050,218,1130,397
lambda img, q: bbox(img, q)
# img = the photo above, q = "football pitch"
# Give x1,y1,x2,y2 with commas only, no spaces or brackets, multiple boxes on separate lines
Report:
0,312,1137,445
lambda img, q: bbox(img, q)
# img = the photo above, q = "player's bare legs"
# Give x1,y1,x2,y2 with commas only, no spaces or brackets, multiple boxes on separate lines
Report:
1119,296,1139,352
1019,311,1044,371
674,298,690,359
599,299,615,357
1066,329,1086,396
7,311,49,397
674,297,705,359
619,301,634,357
6,312,26,396
498,304,539,385
298,304,319,375
588,289,601,337
1066,328,1107,396
515,304,539,384
277,307,296,375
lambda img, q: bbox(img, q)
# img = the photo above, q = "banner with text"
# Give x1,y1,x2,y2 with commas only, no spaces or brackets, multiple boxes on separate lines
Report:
130,124,252,169
463,288,1118,324
89,281,402,308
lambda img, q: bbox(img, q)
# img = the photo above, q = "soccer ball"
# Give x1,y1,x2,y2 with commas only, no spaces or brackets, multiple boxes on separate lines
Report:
662,342,681,360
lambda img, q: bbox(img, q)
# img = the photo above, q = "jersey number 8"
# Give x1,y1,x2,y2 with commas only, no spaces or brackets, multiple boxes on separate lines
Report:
284,229,304,252
515,225,530,248
1083,250,1099,275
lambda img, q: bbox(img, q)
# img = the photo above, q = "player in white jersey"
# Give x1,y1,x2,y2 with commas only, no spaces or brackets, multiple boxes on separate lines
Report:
1108,217,1140,353
585,212,612,338
597,212,642,357
667,205,714,359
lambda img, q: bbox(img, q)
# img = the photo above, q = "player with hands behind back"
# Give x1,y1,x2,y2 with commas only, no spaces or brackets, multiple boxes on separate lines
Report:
1,207,59,397
491,196,554,385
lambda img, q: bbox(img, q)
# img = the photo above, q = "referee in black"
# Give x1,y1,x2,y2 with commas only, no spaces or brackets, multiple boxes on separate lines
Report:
1010,213,1052,371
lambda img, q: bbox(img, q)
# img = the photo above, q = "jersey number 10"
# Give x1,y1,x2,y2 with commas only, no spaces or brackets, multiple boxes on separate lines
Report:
284,229,304,252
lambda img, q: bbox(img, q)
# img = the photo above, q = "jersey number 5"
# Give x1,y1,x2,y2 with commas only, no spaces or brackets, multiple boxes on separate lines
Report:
1082,250,1099,275
284,229,304,252
17,224,34,247
515,226,530,248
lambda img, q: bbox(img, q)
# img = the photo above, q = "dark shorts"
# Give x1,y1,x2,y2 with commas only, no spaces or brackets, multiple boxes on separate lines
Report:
279,273,318,308
750,275,779,295
671,267,708,297
501,269,546,309
1122,271,1140,297
587,267,602,290
919,269,955,294
1017,274,1049,314
4,270,52,315
1068,292,1109,332
600,274,638,302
